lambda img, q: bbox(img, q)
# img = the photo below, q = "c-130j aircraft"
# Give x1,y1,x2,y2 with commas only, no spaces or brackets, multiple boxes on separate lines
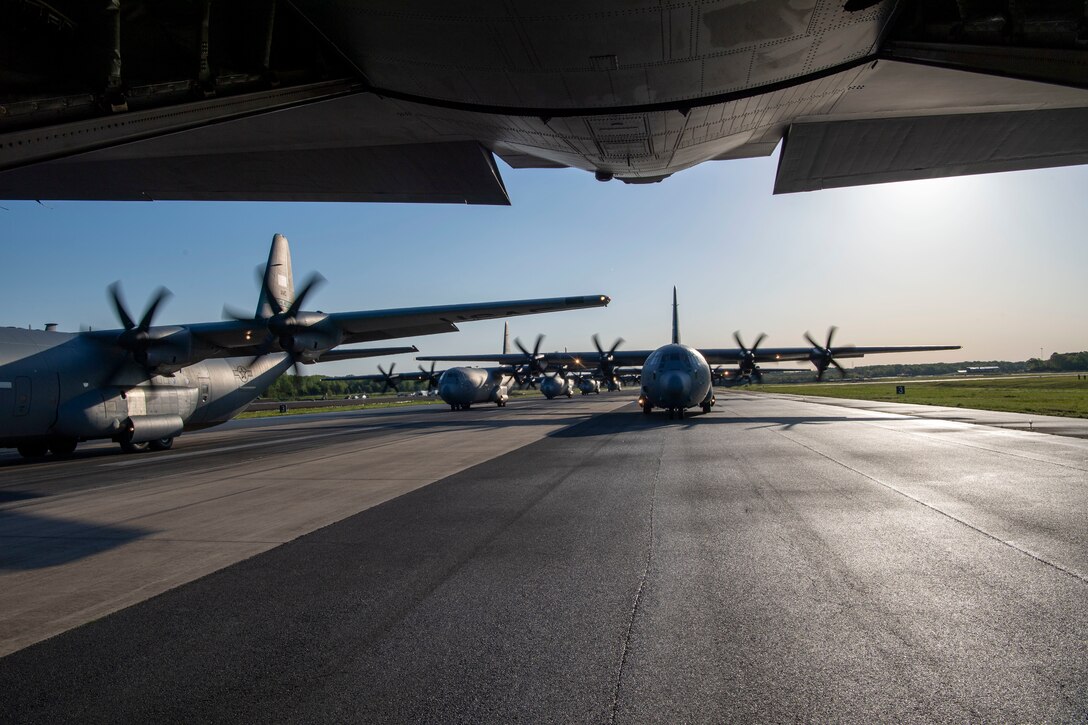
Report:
0,235,610,459
420,288,960,419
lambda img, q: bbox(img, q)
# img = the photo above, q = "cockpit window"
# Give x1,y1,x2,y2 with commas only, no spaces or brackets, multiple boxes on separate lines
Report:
658,350,690,371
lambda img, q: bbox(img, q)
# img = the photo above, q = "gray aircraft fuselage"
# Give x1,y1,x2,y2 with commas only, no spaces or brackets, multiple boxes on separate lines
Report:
639,343,714,416
578,378,601,395
437,367,513,410
540,375,575,400
0,326,290,452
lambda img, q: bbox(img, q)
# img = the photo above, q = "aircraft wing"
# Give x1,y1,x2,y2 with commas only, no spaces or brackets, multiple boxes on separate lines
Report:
306,346,418,364
170,294,610,358
417,349,654,367
328,296,611,345
699,345,960,365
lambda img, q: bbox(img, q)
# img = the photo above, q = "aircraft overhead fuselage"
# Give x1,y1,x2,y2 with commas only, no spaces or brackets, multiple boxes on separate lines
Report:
3,2,1087,203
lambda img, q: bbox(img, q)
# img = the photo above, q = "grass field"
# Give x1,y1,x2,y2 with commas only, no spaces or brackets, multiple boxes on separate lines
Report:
237,398,440,419
755,375,1088,418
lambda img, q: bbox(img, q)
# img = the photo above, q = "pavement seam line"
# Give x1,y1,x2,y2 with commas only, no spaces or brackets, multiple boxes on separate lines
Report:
774,429,1088,588
609,436,661,724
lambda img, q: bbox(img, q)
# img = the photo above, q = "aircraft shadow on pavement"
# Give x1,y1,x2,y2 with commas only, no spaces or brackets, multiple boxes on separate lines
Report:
0,510,151,571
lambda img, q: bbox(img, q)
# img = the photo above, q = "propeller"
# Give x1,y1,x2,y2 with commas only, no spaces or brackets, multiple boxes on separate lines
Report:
514,334,548,376
591,333,625,382
377,363,401,393
733,331,767,383
804,326,847,381
109,282,172,363
418,361,440,391
225,271,328,372
103,282,174,385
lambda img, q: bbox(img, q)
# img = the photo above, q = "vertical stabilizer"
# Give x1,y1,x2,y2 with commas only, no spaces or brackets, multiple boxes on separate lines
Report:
502,322,511,354
256,234,295,319
671,286,680,344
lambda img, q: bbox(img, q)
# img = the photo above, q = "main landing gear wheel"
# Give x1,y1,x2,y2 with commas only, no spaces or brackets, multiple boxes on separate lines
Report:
49,438,78,457
119,440,149,453
642,403,652,415
701,402,712,414
17,442,49,459
149,436,174,451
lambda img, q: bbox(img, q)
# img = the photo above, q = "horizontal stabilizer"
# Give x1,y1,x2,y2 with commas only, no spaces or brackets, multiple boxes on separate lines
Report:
775,108,1088,194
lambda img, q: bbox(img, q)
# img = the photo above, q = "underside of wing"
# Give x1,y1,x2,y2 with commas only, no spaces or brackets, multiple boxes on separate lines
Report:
4,2,1086,202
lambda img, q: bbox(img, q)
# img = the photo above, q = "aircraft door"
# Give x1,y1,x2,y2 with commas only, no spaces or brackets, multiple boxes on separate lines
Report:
10,374,59,431
14,377,30,416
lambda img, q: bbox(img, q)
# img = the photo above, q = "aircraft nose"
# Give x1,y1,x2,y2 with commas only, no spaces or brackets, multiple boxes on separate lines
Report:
661,371,691,404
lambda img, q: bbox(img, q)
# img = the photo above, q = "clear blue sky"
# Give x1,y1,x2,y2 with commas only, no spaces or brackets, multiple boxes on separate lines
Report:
3,151,1085,376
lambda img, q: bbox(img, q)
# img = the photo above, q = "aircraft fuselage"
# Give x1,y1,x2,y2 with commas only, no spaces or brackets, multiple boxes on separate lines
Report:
578,378,601,395
540,375,575,400
639,343,714,416
0,326,290,453
437,367,511,410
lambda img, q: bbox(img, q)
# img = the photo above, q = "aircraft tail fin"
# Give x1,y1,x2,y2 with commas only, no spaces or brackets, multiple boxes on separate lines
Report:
256,234,295,319
502,322,510,354
671,286,680,345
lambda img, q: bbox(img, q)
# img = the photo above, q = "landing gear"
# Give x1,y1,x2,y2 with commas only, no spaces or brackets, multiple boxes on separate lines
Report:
49,438,78,457
149,436,174,451
16,438,78,460
16,442,49,459
119,440,149,453
642,402,652,415
701,402,712,414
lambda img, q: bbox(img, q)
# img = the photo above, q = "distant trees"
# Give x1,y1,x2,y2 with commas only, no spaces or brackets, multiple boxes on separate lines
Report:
264,374,428,400
842,360,1029,379
1027,351,1088,372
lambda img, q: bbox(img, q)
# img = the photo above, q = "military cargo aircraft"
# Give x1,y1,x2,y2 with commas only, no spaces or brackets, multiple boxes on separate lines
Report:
326,324,523,411
420,288,960,419
0,236,610,458
2,2,1086,204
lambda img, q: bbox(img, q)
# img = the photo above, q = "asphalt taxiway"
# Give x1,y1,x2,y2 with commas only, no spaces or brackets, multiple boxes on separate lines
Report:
2,392,1086,722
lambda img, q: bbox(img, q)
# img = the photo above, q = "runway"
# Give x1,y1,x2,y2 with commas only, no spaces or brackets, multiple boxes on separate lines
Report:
2,392,1087,721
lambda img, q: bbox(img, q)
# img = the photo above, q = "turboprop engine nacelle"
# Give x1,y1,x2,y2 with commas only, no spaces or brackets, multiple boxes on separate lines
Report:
140,327,193,370
283,327,342,361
